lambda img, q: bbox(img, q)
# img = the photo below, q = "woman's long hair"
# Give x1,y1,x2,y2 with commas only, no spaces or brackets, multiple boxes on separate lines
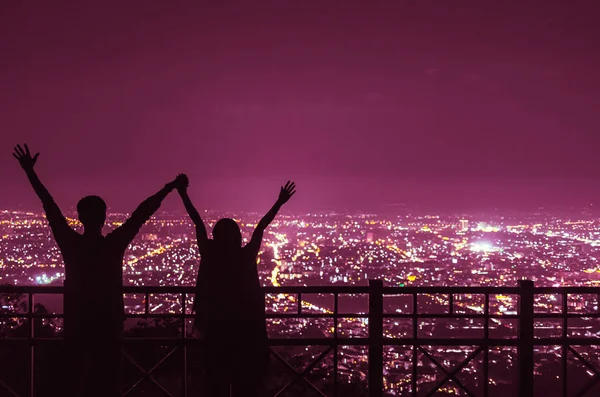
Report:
212,218,242,249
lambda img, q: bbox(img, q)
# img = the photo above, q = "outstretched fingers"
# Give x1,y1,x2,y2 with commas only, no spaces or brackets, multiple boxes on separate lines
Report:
278,180,296,203
14,144,34,159
14,145,24,157
282,181,296,197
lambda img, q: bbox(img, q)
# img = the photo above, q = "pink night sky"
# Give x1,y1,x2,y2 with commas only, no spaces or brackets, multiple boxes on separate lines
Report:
2,1,600,212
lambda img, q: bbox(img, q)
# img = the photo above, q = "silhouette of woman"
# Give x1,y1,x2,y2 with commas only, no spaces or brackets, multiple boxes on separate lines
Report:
176,175,296,397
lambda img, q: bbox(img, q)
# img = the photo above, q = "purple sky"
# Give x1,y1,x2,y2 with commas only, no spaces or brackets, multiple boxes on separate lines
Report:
2,1,600,213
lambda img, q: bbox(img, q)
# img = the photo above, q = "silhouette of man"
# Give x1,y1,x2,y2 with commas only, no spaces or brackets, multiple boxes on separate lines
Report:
176,175,296,397
13,144,184,397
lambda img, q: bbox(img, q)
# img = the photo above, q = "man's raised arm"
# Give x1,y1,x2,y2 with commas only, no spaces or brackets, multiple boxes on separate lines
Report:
112,175,184,243
13,144,72,239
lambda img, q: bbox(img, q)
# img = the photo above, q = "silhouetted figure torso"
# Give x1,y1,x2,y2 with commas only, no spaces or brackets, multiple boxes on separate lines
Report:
196,237,267,337
194,225,270,397
52,216,144,339
46,196,172,397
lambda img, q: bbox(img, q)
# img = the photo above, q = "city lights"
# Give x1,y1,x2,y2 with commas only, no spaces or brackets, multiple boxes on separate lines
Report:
3,208,600,392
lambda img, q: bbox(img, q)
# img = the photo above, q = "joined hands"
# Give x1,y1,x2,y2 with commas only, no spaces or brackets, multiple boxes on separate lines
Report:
166,174,188,191
175,174,189,191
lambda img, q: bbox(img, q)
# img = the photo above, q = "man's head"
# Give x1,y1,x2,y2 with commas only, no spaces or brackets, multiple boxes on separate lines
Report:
77,195,107,232
213,218,242,248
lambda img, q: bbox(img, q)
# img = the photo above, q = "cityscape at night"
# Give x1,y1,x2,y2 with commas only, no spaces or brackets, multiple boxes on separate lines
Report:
5,208,600,291
3,207,600,395
3,0,600,395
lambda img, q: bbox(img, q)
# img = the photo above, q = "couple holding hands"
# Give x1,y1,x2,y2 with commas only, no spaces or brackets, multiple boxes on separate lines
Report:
13,144,296,397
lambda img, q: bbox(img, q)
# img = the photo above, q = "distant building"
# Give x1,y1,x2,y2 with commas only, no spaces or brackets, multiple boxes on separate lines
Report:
142,233,158,241
459,219,469,231
366,232,374,243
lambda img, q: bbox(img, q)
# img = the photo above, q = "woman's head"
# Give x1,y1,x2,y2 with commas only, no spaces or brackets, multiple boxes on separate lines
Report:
213,218,242,247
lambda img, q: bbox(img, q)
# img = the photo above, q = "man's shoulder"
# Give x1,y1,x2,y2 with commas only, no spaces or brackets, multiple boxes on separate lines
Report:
55,228,81,245
105,227,135,245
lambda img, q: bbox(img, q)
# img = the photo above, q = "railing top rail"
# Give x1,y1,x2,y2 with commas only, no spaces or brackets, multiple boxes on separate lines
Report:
533,286,600,294
0,284,599,294
0,286,370,294
262,286,370,293
382,286,521,294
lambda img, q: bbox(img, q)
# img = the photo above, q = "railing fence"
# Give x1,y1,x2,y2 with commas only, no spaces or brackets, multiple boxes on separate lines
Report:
1,281,600,396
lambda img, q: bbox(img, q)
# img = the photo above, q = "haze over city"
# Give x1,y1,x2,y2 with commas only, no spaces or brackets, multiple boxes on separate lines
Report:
2,1,600,212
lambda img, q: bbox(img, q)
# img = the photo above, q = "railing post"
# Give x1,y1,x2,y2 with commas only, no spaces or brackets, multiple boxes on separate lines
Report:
518,279,534,397
29,292,34,397
368,279,384,397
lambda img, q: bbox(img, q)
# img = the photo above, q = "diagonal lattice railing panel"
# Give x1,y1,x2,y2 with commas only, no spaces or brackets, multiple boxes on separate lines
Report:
419,346,483,397
438,347,485,397
270,346,333,397
124,346,182,397
568,345,600,397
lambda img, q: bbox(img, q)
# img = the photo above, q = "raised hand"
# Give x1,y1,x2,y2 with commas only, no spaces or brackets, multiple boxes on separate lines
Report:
13,144,40,171
174,173,189,191
277,181,296,205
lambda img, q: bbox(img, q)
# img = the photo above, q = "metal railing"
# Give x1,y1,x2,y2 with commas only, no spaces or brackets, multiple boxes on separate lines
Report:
1,280,600,397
